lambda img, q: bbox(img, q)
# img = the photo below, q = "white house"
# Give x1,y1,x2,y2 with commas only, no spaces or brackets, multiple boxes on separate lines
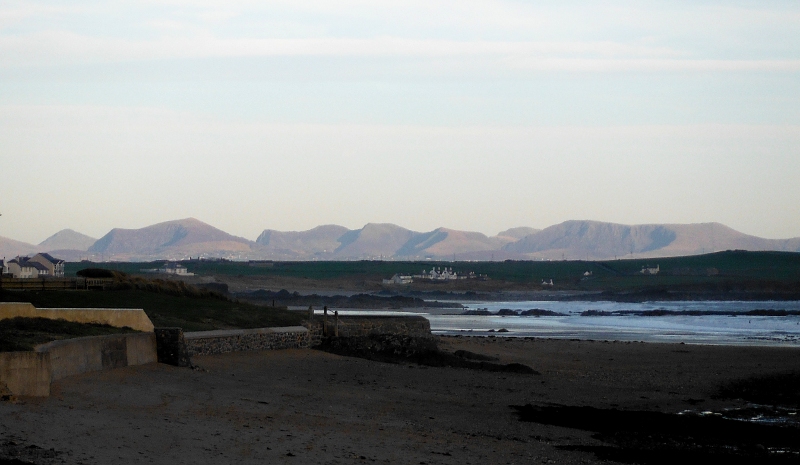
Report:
142,262,195,276
382,274,413,285
640,265,660,275
413,267,459,280
6,257,39,279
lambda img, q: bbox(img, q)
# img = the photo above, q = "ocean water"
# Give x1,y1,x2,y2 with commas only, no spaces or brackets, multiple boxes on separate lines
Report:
321,301,800,346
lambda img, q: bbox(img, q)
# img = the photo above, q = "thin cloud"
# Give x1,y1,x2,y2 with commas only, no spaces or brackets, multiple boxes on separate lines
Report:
7,32,790,75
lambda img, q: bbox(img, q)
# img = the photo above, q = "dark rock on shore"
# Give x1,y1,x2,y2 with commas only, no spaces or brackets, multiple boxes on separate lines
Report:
461,310,492,315
519,309,565,316
317,335,539,374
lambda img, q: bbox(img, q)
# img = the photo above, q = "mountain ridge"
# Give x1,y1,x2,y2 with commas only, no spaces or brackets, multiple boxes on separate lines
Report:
3,219,799,262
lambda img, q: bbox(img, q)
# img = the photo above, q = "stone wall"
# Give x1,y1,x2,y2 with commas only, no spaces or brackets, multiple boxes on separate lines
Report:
304,315,431,345
184,326,309,356
154,328,191,367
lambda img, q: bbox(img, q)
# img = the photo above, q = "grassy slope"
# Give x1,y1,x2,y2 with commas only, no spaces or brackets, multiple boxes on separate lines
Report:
0,289,304,332
0,317,138,352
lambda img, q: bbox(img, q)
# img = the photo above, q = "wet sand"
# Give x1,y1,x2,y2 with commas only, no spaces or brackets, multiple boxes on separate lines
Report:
2,337,799,464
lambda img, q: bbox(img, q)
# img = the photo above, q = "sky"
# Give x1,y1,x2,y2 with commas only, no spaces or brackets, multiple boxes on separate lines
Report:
1,0,799,244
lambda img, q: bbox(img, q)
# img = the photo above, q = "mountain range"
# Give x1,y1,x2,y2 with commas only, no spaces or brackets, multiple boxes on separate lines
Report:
2,218,799,262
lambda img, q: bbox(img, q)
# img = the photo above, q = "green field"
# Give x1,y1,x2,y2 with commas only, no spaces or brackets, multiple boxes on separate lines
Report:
64,250,800,292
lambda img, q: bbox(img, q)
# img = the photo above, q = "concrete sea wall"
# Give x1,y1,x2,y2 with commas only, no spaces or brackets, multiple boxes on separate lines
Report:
1,313,432,396
38,333,157,382
0,333,156,397
0,302,154,332
0,351,51,397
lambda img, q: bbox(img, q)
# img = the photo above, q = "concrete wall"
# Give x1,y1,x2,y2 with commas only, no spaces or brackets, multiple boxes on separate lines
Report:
184,326,309,356
0,302,154,332
0,332,156,397
37,333,157,381
0,351,51,397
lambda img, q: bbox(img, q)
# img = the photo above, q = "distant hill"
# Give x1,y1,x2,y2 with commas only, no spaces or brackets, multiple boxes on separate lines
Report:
39,229,97,251
334,223,418,258
88,218,258,260
504,220,800,260
252,224,524,260
496,227,541,240
256,225,351,259
396,228,515,258
0,236,39,260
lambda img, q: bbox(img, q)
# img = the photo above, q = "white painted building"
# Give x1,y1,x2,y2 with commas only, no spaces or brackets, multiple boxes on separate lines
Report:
640,265,660,275
382,274,413,285
142,262,195,276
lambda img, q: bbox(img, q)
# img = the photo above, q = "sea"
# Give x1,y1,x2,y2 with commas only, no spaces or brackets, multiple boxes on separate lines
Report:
319,300,800,346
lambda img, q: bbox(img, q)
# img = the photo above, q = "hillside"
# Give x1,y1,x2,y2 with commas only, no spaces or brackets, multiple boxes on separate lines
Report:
333,223,418,258
87,218,258,261
0,236,39,259
256,225,350,259
396,228,515,258
38,229,97,251
504,220,800,260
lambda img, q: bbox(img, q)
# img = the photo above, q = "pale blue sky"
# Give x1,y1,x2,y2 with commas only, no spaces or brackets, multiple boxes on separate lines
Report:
1,0,799,243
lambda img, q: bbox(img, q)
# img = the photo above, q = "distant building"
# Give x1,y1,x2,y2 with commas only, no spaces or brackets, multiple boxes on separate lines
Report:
640,265,660,275
541,279,554,286
413,267,459,281
6,257,39,279
28,253,65,278
382,274,413,285
141,262,195,276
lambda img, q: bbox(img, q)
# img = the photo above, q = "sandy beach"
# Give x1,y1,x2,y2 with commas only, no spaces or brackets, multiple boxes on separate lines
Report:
2,337,799,464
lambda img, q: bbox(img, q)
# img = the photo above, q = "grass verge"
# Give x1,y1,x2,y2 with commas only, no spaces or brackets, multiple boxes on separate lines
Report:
0,289,305,332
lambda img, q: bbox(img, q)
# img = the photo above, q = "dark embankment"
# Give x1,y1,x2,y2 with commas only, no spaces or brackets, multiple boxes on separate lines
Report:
513,403,800,464
0,317,137,352
238,289,463,309
317,334,538,374
1,271,304,331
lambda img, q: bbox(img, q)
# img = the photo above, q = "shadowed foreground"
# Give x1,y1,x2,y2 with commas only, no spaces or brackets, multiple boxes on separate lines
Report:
1,337,799,464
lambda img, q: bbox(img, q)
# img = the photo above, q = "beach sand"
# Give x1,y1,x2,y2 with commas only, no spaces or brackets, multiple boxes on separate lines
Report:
1,337,798,464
